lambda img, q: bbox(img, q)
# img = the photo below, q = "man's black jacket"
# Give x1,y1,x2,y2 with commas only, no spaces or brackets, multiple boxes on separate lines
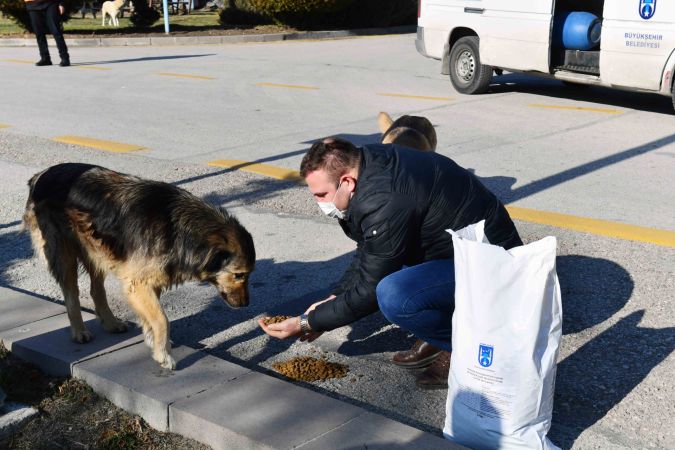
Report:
307,144,522,332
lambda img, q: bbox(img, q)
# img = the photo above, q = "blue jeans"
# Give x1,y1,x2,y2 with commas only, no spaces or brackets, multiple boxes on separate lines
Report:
376,259,455,352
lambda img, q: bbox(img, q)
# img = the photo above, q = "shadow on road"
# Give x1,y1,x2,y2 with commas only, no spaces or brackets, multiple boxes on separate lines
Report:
557,255,633,335
488,72,674,115
0,228,33,288
73,54,216,66
471,132,675,205
550,310,675,448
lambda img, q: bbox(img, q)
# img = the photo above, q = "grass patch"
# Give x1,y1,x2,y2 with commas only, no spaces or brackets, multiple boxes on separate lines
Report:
0,348,210,449
98,416,146,450
0,344,60,405
56,377,94,403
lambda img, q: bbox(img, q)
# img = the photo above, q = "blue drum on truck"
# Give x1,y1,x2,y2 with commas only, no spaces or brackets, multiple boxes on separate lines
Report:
553,11,602,50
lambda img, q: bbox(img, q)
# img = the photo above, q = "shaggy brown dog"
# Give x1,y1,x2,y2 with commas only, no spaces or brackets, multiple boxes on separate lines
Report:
377,112,437,152
23,163,255,369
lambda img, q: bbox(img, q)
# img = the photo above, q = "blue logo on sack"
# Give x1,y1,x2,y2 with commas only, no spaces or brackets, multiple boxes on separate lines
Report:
479,344,494,367
640,0,656,20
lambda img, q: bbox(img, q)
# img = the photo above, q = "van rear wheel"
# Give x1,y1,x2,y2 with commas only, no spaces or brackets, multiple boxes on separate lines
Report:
449,36,493,95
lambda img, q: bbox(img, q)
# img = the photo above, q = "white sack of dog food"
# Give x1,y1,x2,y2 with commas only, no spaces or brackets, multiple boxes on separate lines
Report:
443,221,562,450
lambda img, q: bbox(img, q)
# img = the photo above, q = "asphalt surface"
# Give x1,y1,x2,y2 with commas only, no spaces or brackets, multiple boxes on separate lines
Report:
0,33,673,449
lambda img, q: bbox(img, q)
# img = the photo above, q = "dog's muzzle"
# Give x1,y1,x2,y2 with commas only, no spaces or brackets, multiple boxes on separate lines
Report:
220,291,249,308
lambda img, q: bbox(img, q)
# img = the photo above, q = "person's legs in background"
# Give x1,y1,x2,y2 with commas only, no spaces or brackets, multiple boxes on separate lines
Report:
44,2,69,66
29,9,51,65
377,259,455,389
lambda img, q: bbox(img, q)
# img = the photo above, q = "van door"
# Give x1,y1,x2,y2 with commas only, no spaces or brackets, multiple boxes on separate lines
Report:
601,0,675,90
479,0,554,73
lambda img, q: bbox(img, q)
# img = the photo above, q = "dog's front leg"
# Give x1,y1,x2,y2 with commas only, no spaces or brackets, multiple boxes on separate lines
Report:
124,281,175,370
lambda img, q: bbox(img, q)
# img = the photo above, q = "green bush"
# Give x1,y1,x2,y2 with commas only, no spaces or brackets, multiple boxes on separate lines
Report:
229,0,417,29
0,0,77,32
249,0,354,14
337,0,417,28
129,0,160,28
249,0,355,28
219,0,270,25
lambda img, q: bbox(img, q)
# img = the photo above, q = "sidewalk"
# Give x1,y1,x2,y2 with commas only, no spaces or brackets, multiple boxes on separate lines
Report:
0,25,415,48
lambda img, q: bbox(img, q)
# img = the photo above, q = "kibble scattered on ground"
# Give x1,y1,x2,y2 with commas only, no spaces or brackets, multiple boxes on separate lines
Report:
272,356,349,382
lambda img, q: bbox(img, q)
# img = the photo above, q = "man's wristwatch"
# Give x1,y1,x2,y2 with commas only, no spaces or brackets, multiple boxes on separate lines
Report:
299,313,312,334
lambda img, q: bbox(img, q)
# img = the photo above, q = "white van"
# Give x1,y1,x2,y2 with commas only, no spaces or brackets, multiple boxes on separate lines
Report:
415,0,675,111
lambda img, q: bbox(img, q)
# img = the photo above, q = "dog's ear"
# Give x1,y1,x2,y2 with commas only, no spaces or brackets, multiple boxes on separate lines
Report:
378,112,394,134
203,249,232,273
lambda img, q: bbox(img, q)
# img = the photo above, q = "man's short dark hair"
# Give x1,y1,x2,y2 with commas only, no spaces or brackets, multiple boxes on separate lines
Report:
299,138,361,180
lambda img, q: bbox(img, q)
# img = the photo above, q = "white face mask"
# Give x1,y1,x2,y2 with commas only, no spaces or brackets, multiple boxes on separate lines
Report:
318,181,348,220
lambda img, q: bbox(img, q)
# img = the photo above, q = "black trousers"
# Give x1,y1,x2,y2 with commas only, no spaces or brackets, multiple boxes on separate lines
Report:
28,3,69,61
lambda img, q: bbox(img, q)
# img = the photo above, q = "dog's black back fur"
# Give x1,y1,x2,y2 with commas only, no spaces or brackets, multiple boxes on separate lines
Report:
383,115,437,151
27,163,255,285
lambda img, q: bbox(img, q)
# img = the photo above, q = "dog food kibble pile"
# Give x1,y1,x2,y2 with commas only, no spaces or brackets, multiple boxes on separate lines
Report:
272,357,349,382
262,316,291,326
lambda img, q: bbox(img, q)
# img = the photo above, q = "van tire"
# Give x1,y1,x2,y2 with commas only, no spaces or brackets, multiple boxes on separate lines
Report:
672,85,675,113
449,36,493,95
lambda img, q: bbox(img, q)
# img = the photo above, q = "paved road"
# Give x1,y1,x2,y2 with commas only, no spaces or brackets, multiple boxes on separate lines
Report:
0,34,673,449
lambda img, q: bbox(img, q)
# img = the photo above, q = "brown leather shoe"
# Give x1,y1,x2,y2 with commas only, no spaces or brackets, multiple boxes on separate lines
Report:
416,350,451,390
392,339,441,369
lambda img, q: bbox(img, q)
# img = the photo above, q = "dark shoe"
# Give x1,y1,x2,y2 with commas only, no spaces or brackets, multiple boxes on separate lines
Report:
59,59,70,67
392,339,442,369
416,350,451,390
35,59,52,66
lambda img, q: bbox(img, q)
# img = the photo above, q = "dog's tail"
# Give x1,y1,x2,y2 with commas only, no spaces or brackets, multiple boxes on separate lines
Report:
377,112,394,134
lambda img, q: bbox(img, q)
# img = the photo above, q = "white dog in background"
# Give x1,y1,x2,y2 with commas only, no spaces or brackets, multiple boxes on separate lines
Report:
102,0,126,26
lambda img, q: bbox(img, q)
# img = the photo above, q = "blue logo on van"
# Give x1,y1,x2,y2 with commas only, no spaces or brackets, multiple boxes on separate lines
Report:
640,0,656,20
479,344,494,367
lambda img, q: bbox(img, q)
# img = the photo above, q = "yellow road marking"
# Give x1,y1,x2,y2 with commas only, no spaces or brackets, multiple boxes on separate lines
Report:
507,206,675,247
256,82,319,90
0,124,10,129
2,59,34,64
208,159,304,183
377,93,453,102
75,66,112,71
156,72,215,80
528,104,623,114
52,135,145,153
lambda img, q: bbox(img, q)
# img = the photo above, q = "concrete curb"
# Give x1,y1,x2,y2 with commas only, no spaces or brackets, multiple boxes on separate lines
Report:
0,25,415,48
0,403,39,441
0,287,463,449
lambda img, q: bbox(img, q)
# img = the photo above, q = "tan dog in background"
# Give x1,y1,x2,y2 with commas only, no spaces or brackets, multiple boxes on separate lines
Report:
378,112,437,152
101,0,126,26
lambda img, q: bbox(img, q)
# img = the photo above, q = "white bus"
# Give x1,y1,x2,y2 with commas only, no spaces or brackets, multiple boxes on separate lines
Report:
415,0,675,111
